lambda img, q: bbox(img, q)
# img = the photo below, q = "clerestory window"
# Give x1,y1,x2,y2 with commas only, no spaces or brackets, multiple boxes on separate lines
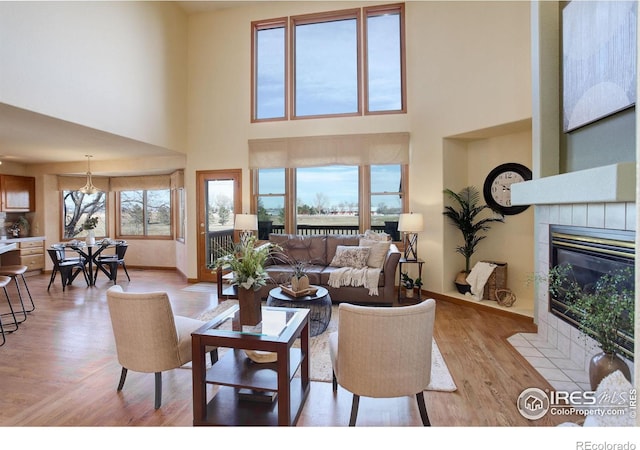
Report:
252,3,406,122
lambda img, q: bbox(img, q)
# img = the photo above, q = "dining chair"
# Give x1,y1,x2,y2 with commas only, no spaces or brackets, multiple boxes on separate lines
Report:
106,285,218,409
51,243,85,264
46,248,89,291
329,299,436,426
94,241,130,284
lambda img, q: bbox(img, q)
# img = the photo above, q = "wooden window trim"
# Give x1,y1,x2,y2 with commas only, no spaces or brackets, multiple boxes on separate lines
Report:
251,164,408,235
251,17,289,123
115,190,173,240
363,3,407,115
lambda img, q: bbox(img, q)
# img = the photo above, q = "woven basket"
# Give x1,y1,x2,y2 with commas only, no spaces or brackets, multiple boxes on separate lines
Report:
482,261,507,301
495,289,517,307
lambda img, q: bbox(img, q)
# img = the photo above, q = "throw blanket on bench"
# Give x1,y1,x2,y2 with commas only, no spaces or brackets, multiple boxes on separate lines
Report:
328,267,381,296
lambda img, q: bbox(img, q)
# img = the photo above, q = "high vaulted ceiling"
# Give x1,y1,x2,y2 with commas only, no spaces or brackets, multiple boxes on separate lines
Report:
0,1,260,167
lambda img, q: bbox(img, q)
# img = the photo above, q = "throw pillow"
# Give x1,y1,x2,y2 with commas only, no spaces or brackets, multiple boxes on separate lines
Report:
359,238,391,269
329,246,370,269
364,229,391,241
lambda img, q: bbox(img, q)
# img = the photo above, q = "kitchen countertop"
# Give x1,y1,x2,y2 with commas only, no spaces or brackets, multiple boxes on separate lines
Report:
0,236,45,243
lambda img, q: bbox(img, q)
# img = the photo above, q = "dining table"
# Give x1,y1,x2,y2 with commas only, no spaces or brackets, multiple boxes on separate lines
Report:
65,240,115,286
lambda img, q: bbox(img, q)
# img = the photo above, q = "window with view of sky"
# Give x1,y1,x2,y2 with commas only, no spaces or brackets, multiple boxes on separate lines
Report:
252,5,406,233
294,17,359,117
252,4,404,120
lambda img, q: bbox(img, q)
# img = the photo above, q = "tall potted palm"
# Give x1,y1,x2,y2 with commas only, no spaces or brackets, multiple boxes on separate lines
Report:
443,186,503,293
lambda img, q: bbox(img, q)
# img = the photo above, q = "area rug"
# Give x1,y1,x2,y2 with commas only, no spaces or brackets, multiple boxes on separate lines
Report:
197,300,457,392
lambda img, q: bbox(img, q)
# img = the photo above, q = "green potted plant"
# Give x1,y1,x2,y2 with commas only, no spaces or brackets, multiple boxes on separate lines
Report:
213,235,275,325
290,260,310,292
443,186,503,293
545,263,634,390
400,272,423,298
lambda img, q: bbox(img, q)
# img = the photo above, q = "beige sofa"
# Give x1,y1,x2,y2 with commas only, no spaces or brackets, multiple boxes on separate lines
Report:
256,233,401,305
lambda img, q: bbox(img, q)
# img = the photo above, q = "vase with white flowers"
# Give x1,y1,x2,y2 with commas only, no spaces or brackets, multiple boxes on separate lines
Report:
82,216,99,245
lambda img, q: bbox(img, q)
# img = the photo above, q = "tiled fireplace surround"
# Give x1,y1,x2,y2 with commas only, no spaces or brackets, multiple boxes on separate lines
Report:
507,201,636,392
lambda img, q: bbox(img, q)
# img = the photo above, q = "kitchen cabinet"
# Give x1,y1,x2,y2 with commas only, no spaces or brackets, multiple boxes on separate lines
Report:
1,175,35,212
0,238,45,274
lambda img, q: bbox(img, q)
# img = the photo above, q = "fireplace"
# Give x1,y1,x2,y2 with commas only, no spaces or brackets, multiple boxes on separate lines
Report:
549,225,635,360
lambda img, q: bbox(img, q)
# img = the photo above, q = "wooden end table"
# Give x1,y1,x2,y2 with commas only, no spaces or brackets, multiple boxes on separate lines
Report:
191,304,310,426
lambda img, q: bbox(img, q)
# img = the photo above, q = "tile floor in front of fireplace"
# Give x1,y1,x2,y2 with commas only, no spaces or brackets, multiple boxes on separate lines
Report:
508,333,591,393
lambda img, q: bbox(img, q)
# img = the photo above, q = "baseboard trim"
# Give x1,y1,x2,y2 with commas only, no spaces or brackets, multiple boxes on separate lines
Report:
423,289,535,324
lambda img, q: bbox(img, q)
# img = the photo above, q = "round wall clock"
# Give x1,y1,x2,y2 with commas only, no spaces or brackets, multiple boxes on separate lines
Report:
482,163,532,215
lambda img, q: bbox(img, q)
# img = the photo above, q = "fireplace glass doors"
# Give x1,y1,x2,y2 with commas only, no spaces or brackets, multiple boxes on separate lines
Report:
549,225,635,360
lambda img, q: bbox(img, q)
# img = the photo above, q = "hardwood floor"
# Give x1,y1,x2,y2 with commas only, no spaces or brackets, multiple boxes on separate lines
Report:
0,269,582,429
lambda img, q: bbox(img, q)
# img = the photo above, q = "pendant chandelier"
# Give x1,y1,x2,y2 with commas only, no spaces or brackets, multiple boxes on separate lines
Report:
79,155,100,195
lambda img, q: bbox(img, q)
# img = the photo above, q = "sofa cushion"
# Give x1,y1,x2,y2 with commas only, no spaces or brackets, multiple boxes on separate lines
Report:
265,264,323,286
329,245,370,269
359,238,391,269
269,234,327,265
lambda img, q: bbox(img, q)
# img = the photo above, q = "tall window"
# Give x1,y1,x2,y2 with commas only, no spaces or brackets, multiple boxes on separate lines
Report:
293,11,360,117
118,189,172,238
256,168,286,237
252,3,405,121
253,18,287,121
175,187,185,242
365,5,405,113
370,165,402,240
62,191,107,239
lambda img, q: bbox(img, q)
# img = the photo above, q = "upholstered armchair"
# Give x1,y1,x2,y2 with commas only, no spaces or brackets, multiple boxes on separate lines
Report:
329,299,436,426
106,285,217,409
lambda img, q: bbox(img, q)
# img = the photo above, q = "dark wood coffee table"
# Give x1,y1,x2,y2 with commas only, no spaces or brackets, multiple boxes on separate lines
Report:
267,285,332,337
191,304,310,426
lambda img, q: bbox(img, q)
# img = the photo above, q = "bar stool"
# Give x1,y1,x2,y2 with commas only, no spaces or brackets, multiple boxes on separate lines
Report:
0,265,35,324
0,275,19,346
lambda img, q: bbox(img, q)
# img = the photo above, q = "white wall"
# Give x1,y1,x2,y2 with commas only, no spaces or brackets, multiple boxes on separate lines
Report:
441,123,534,313
186,1,532,290
0,1,533,288
0,1,189,273
0,1,188,152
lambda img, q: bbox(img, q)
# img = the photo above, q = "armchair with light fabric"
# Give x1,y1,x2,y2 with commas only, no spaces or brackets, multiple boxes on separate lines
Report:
106,285,218,409
329,299,436,426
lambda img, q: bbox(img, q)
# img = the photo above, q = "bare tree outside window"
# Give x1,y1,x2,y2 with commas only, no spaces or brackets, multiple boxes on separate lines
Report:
119,189,171,237
63,191,107,239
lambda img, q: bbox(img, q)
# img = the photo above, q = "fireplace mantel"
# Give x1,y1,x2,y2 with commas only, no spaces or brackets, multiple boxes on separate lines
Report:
511,162,636,206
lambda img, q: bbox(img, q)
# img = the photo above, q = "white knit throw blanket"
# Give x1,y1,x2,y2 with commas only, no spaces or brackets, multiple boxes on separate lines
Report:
328,267,381,296
465,261,496,301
